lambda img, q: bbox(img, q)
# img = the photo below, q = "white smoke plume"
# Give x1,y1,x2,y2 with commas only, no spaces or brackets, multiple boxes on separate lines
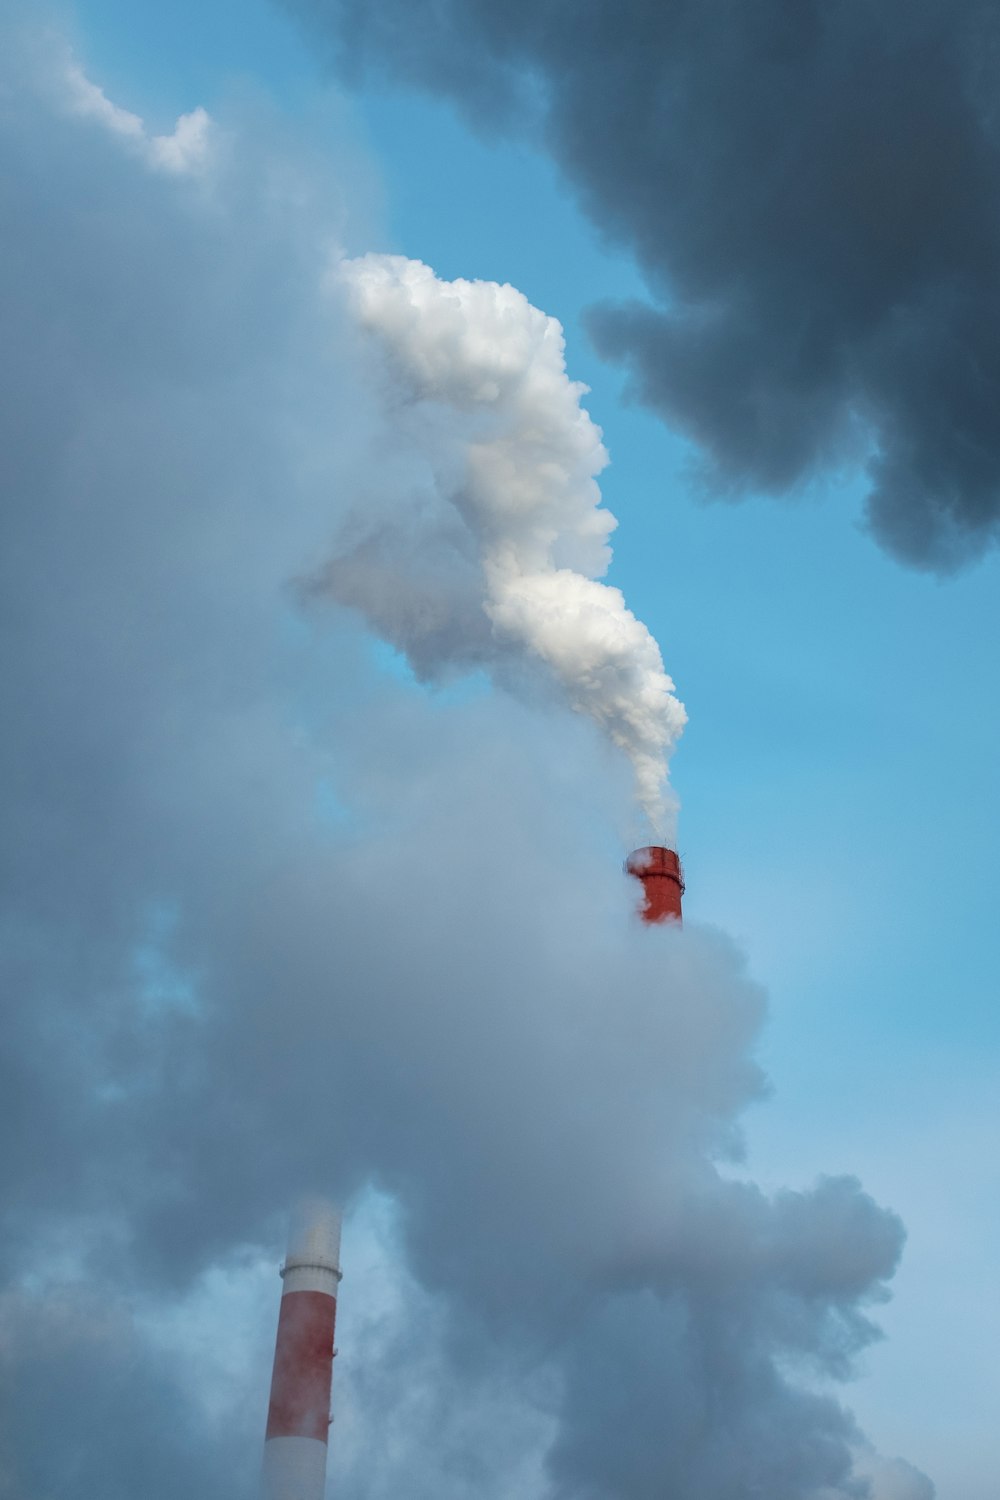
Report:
327,253,687,837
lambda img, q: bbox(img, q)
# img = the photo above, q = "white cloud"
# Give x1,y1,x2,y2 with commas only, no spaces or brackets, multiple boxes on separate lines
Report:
62,55,213,174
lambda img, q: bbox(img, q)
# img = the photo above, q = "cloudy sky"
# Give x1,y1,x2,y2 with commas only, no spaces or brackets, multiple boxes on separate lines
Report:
2,1,998,1497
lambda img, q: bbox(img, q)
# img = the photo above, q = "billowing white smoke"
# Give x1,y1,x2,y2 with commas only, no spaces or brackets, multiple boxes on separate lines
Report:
330,254,686,836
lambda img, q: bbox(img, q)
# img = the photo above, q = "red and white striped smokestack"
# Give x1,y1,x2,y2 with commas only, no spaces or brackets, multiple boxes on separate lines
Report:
261,1199,342,1500
626,845,684,923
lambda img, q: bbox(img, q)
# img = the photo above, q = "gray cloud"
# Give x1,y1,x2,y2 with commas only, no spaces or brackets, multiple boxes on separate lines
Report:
286,0,1000,569
0,1280,257,1500
0,12,930,1497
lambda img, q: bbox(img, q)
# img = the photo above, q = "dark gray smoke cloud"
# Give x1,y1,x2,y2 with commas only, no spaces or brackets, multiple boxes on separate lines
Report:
285,0,1000,570
0,11,929,1498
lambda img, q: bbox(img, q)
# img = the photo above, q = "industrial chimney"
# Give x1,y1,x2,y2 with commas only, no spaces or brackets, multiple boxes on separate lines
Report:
261,1199,342,1500
626,846,684,923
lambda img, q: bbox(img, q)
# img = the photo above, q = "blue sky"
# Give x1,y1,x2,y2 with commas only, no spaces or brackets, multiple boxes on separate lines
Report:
19,1,1000,1494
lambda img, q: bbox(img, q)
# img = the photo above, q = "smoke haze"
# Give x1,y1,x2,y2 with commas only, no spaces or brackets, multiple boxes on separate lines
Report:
0,11,930,1499
285,0,1000,571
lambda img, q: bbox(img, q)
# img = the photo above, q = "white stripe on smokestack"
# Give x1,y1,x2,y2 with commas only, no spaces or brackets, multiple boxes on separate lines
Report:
262,1199,342,1500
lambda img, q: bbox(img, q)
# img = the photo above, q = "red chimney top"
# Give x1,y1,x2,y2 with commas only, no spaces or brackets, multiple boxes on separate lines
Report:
626,846,684,924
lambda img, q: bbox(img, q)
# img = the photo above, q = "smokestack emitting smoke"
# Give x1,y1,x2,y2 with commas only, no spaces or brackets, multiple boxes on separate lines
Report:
327,254,687,837
262,1200,342,1500
627,845,684,923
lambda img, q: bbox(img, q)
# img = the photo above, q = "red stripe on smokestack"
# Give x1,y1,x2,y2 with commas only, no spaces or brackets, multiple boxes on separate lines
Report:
626,845,684,923
265,1290,337,1442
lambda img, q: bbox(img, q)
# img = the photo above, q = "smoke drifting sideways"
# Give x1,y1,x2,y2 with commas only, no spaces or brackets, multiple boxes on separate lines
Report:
316,252,686,838
0,13,931,1500
285,0,1000,572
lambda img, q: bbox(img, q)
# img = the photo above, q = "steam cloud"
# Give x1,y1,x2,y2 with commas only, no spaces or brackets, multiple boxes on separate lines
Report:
0,15,932,1500
287,0,1000,570
324,253,685,835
